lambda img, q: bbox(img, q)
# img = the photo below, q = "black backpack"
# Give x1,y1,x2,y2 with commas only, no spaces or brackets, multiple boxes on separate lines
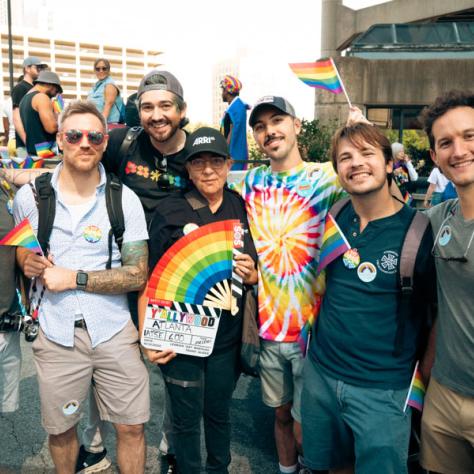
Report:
32,173,125,269
329,197,431,357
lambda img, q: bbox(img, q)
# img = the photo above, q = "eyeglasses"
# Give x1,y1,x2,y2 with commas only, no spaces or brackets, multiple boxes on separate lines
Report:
188,156,227,171
63,129,107,146
95,67,109,72
431,205,473,263
34,64,48,71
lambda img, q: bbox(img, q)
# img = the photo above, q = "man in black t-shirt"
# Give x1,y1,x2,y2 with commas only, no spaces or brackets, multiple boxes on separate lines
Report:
102,70,190,223
11,56,48,151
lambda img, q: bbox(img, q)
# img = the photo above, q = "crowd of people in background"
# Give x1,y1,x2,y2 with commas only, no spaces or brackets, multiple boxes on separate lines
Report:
0,58,473,474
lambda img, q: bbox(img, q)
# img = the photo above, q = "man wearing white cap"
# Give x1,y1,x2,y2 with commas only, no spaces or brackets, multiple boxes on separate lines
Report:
11,56,48,152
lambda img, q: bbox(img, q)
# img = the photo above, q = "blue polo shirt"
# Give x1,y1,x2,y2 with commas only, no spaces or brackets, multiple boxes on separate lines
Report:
309,203,435,389
13,163,148,348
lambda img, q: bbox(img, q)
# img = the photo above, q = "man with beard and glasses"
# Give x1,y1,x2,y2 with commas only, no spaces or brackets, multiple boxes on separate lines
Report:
80,71,189,474
19,71,61,158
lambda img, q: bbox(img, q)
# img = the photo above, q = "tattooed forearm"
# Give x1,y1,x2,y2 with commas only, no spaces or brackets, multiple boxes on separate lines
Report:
85,240,148,294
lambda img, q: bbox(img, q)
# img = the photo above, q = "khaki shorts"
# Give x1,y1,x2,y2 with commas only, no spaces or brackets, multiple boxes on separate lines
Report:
0,332,21,413
258,339,304,422
33,320,150,435
421,377,474,474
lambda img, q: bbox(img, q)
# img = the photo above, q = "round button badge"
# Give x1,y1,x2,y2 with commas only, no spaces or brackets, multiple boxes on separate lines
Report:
343,248,360,269
438,225,451,247
357,262,377,283
183,223,199,235
83,225,102,243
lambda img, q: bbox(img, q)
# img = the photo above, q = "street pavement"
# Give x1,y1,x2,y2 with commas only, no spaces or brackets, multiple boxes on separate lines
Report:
0,339,277,473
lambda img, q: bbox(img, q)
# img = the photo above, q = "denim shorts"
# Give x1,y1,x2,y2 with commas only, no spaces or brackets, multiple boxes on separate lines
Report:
301,358,411,473
258,339,304,422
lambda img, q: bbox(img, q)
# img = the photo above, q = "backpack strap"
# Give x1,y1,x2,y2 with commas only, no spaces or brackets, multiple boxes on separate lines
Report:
33,173,55,256
184,188,214,222
329,196,351,219
393,211,430,356
105,173,125,270
118,126,143,178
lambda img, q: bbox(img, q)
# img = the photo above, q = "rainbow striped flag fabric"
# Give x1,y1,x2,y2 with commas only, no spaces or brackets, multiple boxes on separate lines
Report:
0,218,43,255
52,94,65,114
35,141,56,158
317,212,351,274
404,361,426,412
289,58,343,94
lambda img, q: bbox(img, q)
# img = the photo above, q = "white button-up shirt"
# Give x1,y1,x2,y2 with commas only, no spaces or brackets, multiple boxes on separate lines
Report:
13,163,148,348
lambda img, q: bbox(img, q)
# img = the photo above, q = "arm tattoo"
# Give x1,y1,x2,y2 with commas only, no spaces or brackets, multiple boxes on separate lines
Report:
86,240,148,294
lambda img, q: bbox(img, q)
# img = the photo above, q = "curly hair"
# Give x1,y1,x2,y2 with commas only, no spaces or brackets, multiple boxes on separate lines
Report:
419,90,474,150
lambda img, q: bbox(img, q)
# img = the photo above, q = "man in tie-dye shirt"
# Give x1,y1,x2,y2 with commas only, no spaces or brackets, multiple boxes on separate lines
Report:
232,96,344,474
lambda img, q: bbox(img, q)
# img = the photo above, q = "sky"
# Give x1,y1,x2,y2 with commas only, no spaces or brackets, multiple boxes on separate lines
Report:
29,0,390,123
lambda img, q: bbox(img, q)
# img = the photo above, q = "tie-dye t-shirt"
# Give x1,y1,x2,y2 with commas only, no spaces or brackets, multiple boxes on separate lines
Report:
232,161,344,343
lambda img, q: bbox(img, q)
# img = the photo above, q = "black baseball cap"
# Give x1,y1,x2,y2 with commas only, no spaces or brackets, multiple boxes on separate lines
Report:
249,95,296,127
185,127,229,161
137,70,183,100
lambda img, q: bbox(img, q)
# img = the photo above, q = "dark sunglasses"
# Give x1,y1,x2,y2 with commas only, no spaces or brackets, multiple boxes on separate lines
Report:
63,129,107,146
95,66,109,72
155,156,173,190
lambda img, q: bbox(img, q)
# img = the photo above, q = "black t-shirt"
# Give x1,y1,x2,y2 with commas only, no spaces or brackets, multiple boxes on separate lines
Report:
125,93,140,128
148,188,258,354
222,112,231,139
102,127,189,223
11,80,33,147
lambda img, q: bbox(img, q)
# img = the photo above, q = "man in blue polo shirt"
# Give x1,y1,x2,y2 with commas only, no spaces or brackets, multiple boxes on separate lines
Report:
14,100,150,473
301,122,436,474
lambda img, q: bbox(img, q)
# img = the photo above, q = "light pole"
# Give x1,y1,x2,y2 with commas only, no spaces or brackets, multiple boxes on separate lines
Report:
7,0,14,92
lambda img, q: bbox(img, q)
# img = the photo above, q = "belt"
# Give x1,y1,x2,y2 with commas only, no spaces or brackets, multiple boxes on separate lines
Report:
74,319,87,329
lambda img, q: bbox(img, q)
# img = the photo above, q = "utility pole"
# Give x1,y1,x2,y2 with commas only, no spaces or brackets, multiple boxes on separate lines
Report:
7,0,14,92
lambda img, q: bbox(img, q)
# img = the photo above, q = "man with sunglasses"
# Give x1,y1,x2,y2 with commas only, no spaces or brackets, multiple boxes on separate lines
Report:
419,90,474,474
13,100,150,474
11,56,48,154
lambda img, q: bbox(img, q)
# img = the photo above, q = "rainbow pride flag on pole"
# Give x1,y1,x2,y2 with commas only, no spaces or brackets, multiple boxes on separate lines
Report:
403,361,426,412
317,212,351,274
52,94,65,114
289,58,352,106
0,218,43,255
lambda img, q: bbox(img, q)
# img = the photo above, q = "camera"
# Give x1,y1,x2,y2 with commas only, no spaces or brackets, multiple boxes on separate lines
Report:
0,311,39,342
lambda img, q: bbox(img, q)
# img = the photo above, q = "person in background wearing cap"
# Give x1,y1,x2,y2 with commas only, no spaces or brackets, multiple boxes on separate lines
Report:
19,70,62,157
11,56,48,154
138,126,257,474
391,141,418,201
220,75,249,171
230,95,346,474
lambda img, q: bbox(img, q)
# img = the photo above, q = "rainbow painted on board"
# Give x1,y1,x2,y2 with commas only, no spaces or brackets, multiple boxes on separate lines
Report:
289,58,344,94
35,141,56,158
0,218,43,255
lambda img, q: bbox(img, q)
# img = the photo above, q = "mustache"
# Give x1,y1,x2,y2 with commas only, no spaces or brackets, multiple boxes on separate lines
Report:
264,135,279,147
149,119,170,127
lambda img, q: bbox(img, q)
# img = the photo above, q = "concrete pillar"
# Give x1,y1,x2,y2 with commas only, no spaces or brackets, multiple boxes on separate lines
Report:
321,0,342,58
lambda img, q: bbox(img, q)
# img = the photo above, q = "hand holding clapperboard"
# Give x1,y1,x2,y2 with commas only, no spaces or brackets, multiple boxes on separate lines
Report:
141,220,245,357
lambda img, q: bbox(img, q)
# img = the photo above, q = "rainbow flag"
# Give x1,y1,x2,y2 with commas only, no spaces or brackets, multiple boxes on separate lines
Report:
404,361,426,412
0,218,43,255
404,192,413,206
52,94,64,114
35,142,56,158
289,58,344,94
21,156,45,169
317,212,351,273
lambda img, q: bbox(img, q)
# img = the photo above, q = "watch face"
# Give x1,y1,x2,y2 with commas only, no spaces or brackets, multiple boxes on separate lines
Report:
77,272,88,286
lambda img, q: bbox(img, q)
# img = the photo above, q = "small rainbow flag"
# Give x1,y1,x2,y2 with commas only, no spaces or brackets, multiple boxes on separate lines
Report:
289,58,344,94
403,361,426,412
317,212,351,274
35,142,56,158
404,192,413,206
0,218,43,255
52,94,64,114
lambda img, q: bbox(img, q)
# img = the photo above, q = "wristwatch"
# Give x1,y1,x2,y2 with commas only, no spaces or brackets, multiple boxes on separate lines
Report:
76,270,88,291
